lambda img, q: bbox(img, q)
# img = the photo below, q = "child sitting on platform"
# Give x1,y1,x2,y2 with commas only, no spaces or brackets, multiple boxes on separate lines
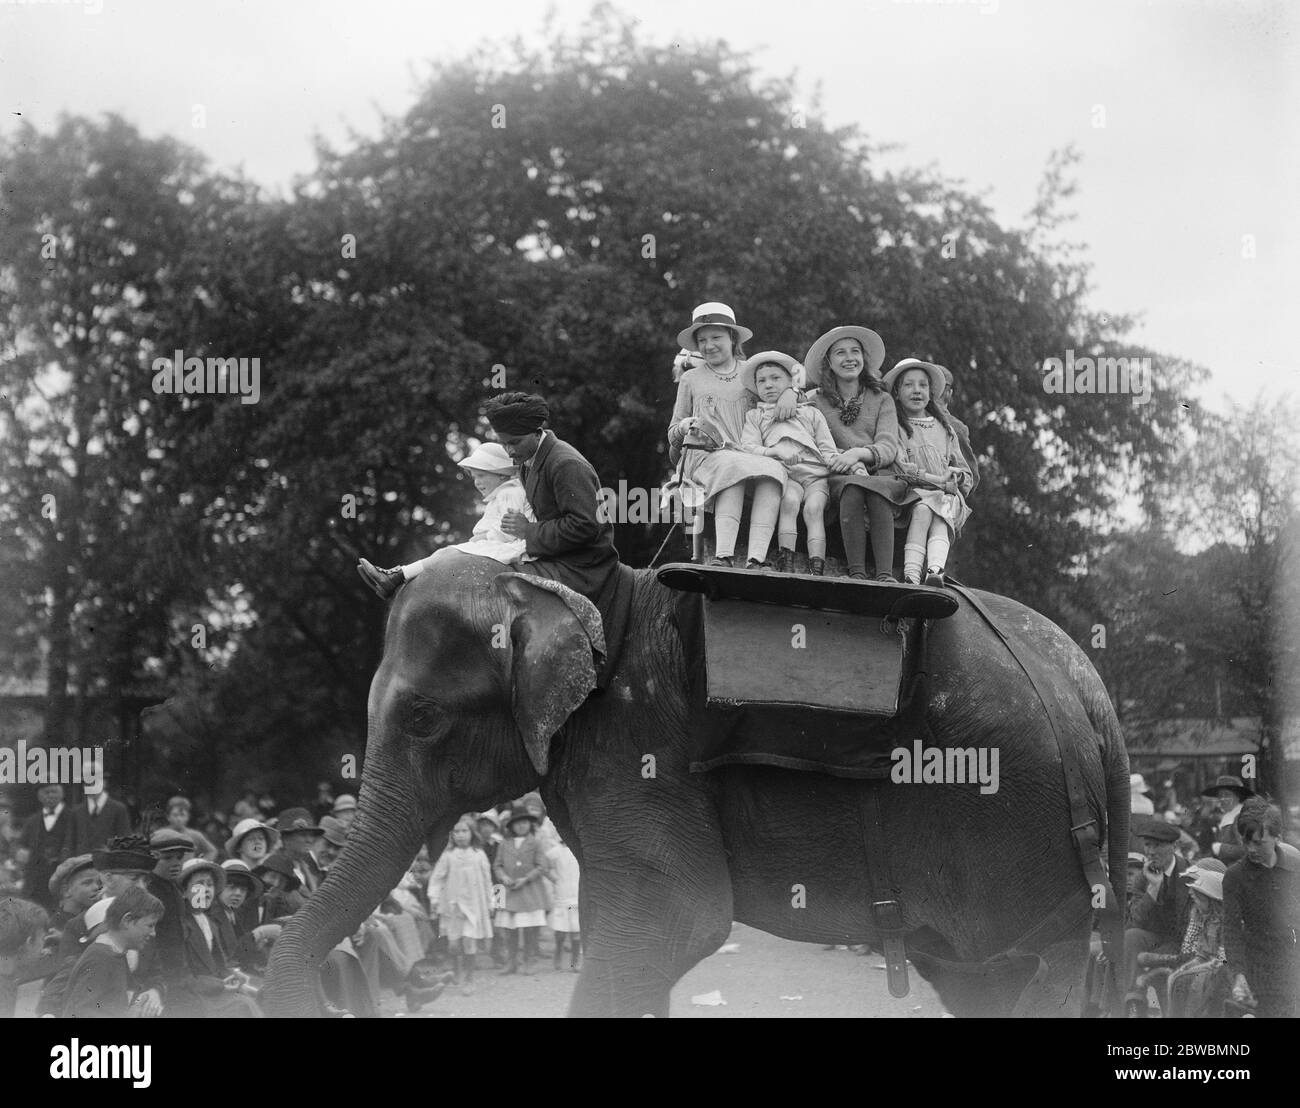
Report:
357,442,536,600
740,351,867,576
882,359,973,587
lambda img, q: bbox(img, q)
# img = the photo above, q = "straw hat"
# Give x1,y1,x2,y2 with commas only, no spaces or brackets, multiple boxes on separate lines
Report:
676,302,753,351
1187,868,1224,901
220,859,264,899
882,358,946,398
802,326,886,386
457,442,517,475
226,818,280,857
740,351,801,395
179,857,226,895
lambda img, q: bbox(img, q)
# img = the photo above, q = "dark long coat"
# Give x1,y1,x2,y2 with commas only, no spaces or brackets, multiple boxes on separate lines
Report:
20,806,74,909
69,796,133,854
517,431,620,604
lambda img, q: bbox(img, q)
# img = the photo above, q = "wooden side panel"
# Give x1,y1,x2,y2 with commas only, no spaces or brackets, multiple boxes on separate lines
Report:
702,600,906,716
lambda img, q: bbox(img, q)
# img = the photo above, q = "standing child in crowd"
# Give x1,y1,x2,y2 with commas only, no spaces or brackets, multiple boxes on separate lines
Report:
740,351,866,576
546,838,582,972
428,817,494,994
357,442,535,599
493,806,550,976
883,359,973,587
1,896,50,1018
62,886,164,1018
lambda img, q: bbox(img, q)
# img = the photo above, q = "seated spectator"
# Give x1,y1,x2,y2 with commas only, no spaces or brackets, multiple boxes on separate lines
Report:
1223,798,1300,1018
1123,818,1191,1016
265,809,325,894
216,859,278,973
226,817,279,877
1166,862,1230,1017
331,793,358,832
145,827,200,1014
1201,775,1252,864
47,854,102,930
62,887,165,1018
165,797,219,862
177,858,260,1017
254,855,306,920
0,896,51,1018
315,817,349,874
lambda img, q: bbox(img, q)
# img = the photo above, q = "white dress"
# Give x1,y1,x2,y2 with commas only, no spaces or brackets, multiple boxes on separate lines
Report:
895,417,972,533
546,844,581,933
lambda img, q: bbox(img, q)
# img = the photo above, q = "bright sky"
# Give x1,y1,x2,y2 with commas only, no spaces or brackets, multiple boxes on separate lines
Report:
2,0,1296,412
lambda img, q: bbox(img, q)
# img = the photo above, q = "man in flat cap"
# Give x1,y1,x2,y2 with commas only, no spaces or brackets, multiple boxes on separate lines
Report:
485,391,621,607
1123,817,1193,1016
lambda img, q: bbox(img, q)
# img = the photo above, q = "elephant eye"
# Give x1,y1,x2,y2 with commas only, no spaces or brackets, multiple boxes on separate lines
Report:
400,694,444,740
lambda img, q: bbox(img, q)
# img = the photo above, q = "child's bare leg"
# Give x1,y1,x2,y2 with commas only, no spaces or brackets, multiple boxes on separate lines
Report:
777,482,804,553
402,550,443,581
903,505,934,584
712,484,745,560
802,488,829,560
745,478,783,565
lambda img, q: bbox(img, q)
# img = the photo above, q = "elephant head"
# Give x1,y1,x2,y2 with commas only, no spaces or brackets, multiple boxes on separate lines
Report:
262,553,604,1015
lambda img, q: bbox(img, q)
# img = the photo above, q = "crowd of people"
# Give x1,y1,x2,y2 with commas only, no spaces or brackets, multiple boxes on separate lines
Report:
0,783,581,1018
1103,775,1300,1019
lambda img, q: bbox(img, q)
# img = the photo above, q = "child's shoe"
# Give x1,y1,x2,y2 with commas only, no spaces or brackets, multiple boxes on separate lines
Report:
875,571,898,583
357,558,404,599
809,557,826,577
706,554,734,568
745,558,771,572
774,547,795,574
924,568,946,588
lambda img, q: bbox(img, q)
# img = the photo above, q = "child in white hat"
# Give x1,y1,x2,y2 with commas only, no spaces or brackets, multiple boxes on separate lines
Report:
740,351,867,575
358,441,537,599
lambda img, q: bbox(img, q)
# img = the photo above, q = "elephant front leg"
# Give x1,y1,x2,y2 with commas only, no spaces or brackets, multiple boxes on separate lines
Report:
566,838,734,1018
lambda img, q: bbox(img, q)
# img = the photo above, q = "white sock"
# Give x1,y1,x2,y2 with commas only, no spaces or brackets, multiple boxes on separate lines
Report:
747,520,777,563
777,530,798,552
714,511,741,558
926,527,951,574
903,542,925,585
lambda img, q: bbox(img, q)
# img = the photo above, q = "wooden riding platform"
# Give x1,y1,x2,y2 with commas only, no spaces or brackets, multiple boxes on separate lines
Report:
656,562,958,621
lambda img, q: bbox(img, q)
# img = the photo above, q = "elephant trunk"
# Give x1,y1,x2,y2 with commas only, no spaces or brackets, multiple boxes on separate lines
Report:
262,755,430,1017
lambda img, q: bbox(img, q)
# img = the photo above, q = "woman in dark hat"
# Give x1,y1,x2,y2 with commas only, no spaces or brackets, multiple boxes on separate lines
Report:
669,303,790,569
1201,776,1252,865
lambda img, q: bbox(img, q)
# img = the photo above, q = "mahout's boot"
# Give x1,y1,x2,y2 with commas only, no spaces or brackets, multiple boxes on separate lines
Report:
357,558,404,600
499,929,519,975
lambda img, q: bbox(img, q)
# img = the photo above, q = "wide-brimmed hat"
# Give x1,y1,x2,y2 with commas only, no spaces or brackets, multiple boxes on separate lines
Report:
331,794,358,814
320,815,349,848
273,808,323,835
93,843,155,874
458,442,517,476
882,358,946,398
740,351,801,395
220,859,264,899
179,857,226,895
226,818,280,857
1200,775,1251,801
254,854,302,892
676,302,753,351
1128,773,1153,797
1187,868,1224,901
506,805,539,829
149,828,194,855
49,854,97,897
803,326,886,386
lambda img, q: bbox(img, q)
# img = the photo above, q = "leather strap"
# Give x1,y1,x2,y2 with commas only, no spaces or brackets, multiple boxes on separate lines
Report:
863,783,910,998
944,581,1125,1011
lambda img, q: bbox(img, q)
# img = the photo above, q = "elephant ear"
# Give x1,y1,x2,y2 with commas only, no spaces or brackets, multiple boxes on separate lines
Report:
494,574,598,775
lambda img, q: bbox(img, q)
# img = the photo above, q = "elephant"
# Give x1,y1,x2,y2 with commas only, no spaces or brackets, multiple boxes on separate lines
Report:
263,552,1129,1018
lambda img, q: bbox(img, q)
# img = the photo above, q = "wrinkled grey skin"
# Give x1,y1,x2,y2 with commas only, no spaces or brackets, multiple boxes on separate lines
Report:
263,553,1128,1017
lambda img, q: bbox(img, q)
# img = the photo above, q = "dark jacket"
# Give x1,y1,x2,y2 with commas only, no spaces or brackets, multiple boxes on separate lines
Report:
20,806,74,909
1223,854,1300,1002
517,431,620,601
1128,856,1193,944
69,796,133,854
215,904,262,971
1210,812,1247,865
62,941,133,1018
181,913,236,996
493,833,551,915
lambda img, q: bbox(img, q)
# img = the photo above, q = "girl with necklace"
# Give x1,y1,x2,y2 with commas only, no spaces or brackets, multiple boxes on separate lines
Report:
668,303,791,569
